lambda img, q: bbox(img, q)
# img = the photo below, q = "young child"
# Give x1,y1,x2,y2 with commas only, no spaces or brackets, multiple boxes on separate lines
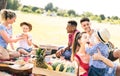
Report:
86,28,110,76
16,22,33,55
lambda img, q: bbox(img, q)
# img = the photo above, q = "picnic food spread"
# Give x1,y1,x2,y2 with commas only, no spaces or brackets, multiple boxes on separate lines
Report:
32,48,78,76
0,48,78,76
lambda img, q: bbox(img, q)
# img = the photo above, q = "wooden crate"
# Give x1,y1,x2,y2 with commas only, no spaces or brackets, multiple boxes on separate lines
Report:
32,67,76,76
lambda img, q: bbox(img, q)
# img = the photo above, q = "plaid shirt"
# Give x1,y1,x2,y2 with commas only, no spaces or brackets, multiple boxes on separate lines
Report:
86,42,109,68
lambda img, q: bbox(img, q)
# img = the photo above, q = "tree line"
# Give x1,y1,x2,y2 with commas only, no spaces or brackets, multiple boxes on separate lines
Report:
0,0,120,24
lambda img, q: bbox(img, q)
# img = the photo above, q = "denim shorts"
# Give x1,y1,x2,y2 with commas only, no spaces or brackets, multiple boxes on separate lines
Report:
16,47,32,53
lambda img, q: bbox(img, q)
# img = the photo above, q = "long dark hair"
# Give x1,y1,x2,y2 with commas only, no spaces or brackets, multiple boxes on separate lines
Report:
71,32,86,61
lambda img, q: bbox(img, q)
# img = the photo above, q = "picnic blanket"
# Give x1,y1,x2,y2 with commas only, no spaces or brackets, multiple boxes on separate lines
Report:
0,71,12,76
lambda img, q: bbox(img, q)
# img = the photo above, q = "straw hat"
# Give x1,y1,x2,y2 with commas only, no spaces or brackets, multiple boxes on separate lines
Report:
96,28,110,44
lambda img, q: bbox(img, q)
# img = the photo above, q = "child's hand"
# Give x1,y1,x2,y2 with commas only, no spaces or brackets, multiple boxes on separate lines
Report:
22,33,28,39
92,48,102,60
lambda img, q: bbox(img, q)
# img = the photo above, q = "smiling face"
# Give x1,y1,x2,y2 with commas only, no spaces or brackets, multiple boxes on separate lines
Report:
0,9,16,25
81,21,91,33
78,33,89,45
7,17,16,24
66,23,76,33
21,25,30,33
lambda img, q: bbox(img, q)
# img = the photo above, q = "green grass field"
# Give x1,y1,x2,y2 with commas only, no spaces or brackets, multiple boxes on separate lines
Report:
12,12,120,48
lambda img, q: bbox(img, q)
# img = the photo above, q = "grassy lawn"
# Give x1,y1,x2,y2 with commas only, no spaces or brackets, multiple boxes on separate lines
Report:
12,12,120,48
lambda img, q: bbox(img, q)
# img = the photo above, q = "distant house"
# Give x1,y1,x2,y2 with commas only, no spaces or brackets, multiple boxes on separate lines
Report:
42,11,57,17
50,12,57,17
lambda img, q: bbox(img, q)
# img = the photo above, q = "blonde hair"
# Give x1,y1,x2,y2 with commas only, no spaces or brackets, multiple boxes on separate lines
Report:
0,9,16,22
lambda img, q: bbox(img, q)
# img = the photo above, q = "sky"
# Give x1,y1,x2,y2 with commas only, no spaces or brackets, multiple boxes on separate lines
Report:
20,0,120,17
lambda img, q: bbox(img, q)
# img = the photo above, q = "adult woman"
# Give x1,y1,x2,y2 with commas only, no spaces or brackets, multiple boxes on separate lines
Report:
0,9,24,59
71,32,114,76
71,32,90,76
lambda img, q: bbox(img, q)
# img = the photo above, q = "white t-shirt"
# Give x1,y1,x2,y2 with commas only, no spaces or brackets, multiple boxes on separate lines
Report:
17,33,32,49
88,29,98,45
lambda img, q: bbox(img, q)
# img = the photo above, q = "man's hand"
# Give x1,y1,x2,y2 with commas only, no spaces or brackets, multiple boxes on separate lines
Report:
113,49,120,58
56,48,65,58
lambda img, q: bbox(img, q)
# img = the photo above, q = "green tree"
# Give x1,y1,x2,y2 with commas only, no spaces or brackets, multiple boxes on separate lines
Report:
45,2,53,11
90,15,98,20
57,9,66,16
6,0,21,10
100,14,106,20
35,9,42,14
0,0,7,10
111,16,119,20
32,7,39,12
20,5,33,13
21,7,32,13
96,16,102,23
53,7,58,12
64,13,69,17
107,16,111,19
67,9,76,16
81,12,93,17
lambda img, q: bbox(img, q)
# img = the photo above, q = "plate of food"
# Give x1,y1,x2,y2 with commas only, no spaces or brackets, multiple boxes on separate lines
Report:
9,59,33,70
9,63,34,70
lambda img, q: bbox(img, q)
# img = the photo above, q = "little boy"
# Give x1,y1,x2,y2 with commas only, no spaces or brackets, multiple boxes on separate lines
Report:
16,22,33,55
86,28,110,76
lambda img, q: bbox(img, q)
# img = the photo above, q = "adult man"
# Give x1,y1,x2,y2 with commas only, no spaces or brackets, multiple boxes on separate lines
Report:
80,17,120,76
56,20,79,60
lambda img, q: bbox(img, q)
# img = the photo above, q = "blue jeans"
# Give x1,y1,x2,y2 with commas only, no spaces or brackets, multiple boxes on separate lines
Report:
58,47,72,60
88,65,106,76
62,49,72,60
16,47,32,53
